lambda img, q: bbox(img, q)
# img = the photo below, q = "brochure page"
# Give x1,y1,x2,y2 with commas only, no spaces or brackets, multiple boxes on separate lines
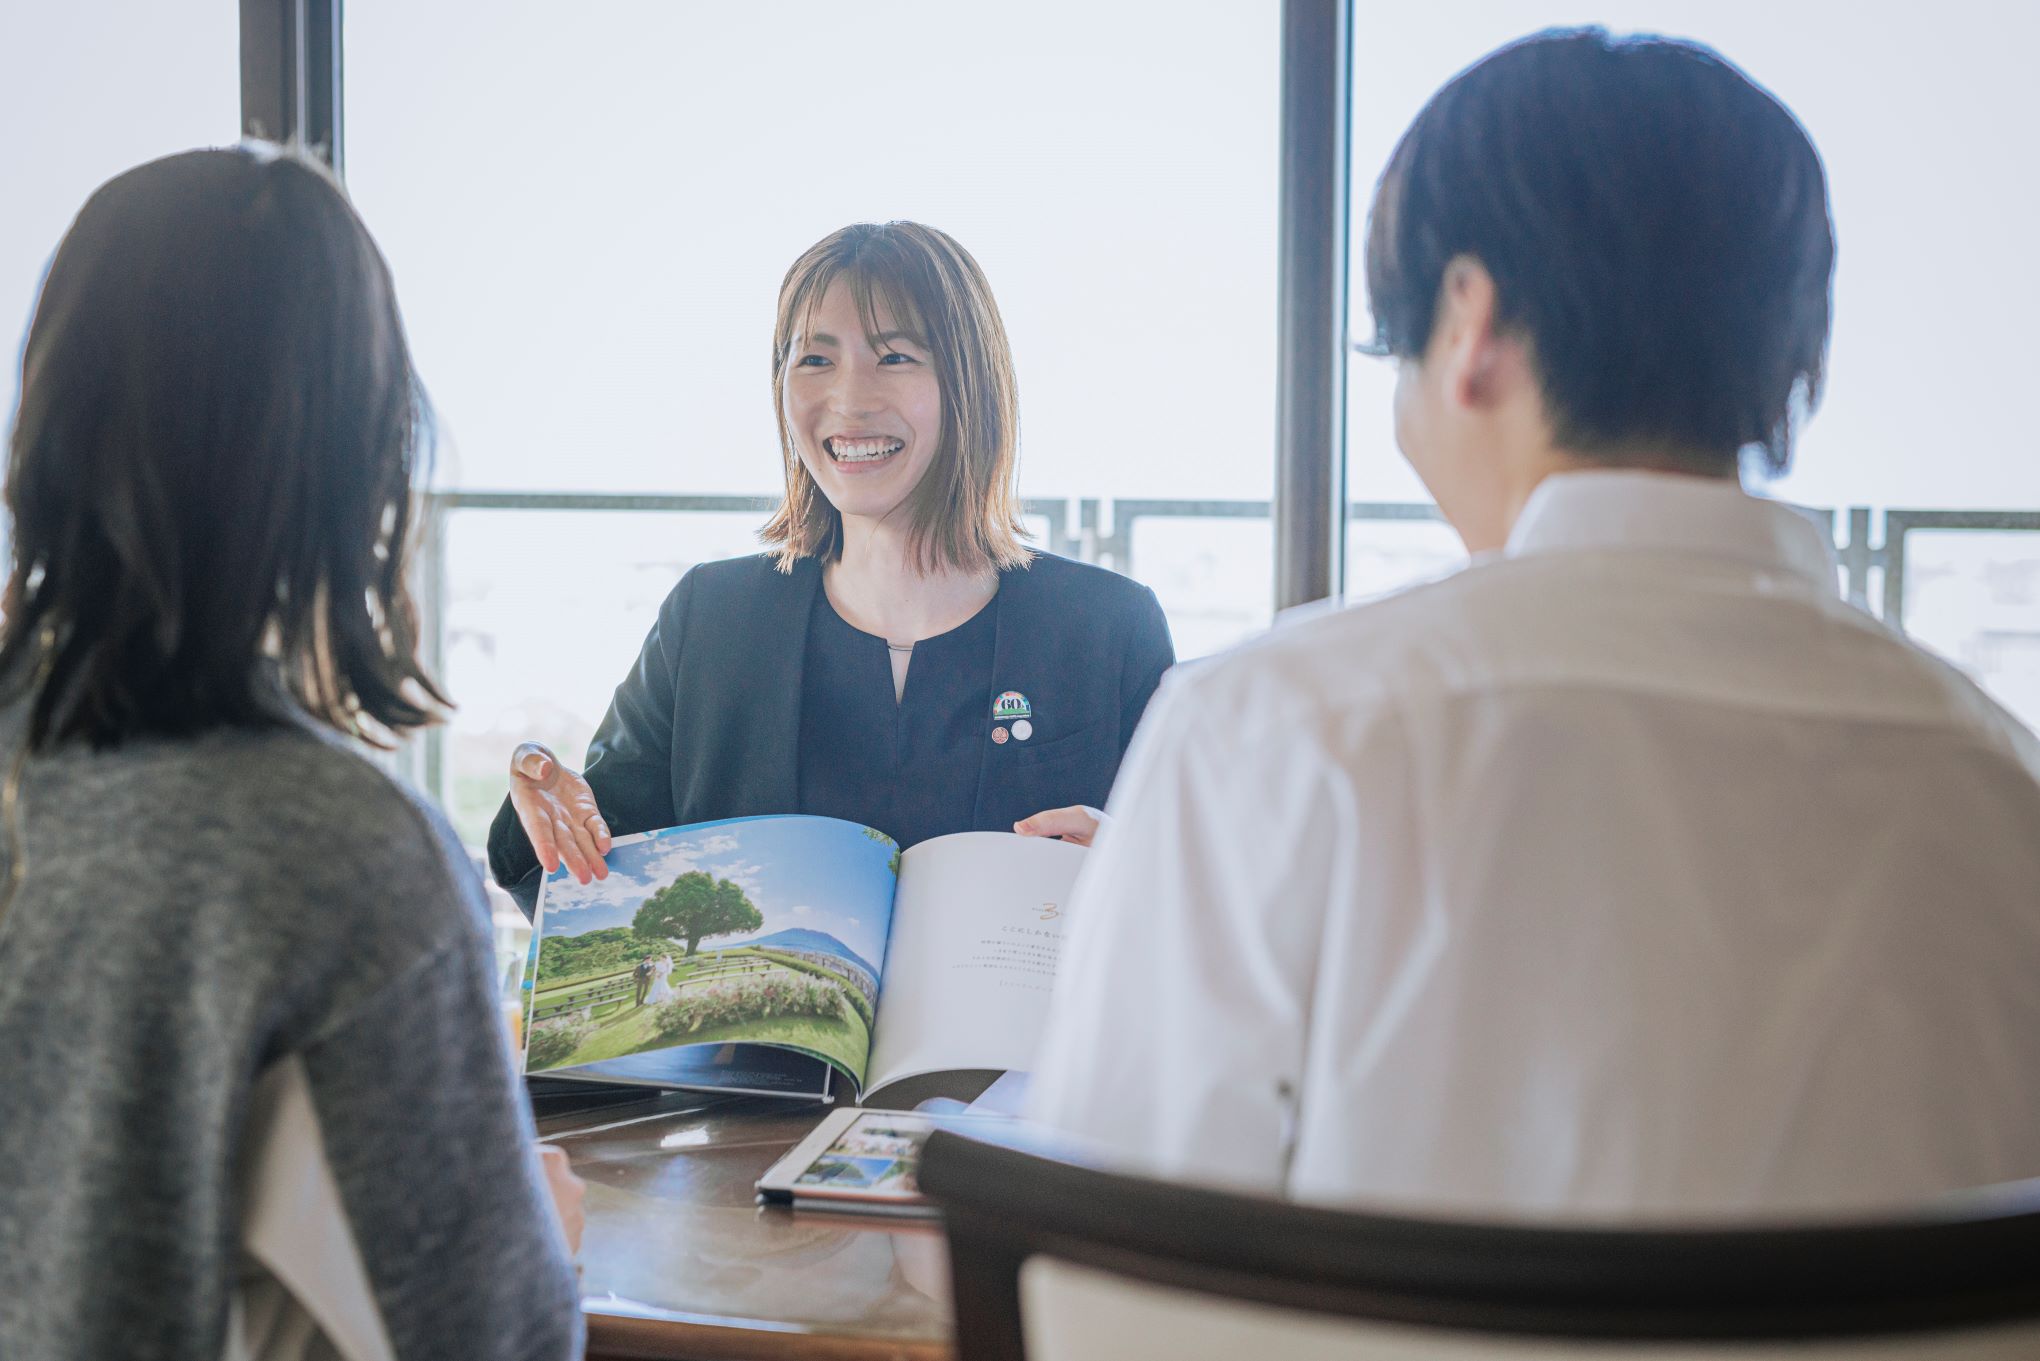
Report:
526,815,900,1090
757,1106,1017,1214
863,832,1085,1098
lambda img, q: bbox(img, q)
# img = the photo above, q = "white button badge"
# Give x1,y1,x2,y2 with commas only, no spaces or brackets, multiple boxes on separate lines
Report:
1011,719,1033,742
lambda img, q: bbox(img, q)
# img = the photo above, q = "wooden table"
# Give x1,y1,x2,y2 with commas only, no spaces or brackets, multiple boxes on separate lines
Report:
541,1092,955,1361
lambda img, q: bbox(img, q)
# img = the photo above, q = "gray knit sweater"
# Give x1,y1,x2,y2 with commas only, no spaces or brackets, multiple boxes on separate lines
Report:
0,706,582,1360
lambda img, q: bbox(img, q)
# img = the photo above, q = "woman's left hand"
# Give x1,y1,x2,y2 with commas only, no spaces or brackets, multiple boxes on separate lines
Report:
1014,806,1103,847
538,1144,586,1256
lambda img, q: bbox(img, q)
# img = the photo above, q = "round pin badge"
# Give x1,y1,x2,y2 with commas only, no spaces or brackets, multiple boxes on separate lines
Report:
991,726,1009,745
1011,719,1033,741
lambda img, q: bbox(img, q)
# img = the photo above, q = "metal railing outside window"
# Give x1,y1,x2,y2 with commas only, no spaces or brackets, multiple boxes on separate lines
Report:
411,492,2040,812
227,0,2039,814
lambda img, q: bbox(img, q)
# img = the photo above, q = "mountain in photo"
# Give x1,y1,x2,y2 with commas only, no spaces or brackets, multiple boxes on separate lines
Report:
730,928,878,981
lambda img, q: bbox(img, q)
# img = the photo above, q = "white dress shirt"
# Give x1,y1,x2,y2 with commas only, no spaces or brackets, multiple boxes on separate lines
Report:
1029,471,2040,1219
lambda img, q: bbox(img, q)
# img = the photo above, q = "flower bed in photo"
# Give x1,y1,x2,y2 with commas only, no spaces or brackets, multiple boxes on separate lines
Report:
526,1014,596,1070
652,971,849,1039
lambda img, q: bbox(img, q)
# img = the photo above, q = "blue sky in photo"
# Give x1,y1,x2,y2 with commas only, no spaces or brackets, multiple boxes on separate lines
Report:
537,815,899,973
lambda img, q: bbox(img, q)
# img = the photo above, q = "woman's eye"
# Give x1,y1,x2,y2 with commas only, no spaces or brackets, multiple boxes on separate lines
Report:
795,354,830,368
878,351,920,366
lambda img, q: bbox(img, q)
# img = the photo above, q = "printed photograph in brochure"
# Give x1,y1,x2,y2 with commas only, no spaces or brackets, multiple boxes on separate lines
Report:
523,813,1085,1103
526,818,896,1082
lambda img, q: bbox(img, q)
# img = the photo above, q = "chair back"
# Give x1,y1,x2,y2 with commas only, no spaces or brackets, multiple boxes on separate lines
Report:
228,1056,396,1361
920,1130,2040,1361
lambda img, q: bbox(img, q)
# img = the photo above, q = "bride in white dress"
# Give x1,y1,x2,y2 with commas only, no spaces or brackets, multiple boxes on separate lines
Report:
644,954,676,1005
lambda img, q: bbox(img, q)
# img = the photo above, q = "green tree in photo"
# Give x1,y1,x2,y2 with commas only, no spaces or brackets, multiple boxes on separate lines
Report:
535,925,648,985
713,878,755,935
861,824,902,877
633,870,764,957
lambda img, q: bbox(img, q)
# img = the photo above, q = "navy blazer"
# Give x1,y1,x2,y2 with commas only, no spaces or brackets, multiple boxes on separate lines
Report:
488,551,1175,910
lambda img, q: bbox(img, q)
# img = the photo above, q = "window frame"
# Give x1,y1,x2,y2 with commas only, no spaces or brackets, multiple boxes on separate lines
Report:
239,0,1357,599
237,0,1361,805
239,0,342,169
236,0,2040,799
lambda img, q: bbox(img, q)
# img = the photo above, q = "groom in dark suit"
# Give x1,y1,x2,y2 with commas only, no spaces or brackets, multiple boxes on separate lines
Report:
632,955,655,1008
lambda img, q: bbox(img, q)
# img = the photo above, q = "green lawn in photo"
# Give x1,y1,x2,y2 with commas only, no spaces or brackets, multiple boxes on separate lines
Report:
538,955,873,1079
531,945,774,1021
531,957,703,1019
544,954,707,995
558,1004,872,1079
533,972,627,1010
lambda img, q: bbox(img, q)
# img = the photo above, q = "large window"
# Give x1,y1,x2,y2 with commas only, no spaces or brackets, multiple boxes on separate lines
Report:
1343,3,2040,728
0,3,240,439
22,5,2024,840
343,2,1283,841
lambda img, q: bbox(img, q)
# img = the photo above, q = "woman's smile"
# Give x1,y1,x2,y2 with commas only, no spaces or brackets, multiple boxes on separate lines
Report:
824,433,908,468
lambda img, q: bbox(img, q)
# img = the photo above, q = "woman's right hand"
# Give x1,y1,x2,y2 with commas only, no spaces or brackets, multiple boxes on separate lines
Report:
509,742,611,883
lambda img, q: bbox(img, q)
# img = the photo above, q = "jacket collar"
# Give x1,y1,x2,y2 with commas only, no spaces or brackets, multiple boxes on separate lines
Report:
719,556,820,818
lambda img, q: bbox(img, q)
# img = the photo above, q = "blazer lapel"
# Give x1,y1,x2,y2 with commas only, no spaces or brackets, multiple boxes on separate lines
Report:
970,564,1028,829
736,558,818,816
679,556,817,822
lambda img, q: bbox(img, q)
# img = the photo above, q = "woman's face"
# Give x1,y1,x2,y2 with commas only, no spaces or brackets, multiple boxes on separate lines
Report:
782,280,944,529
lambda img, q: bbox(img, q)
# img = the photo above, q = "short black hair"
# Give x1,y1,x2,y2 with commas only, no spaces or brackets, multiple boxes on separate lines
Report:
1,145,446,748
1364,28,1834,476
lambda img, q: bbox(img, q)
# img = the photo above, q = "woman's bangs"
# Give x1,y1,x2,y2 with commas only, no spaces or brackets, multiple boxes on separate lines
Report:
846,261,933,358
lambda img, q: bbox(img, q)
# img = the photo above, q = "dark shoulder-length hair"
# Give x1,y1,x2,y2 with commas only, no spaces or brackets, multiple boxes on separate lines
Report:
761,221,1032,576
0,144,447,749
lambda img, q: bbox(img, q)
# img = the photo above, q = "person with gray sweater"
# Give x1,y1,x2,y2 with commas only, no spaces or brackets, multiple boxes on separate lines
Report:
0,147,583,1359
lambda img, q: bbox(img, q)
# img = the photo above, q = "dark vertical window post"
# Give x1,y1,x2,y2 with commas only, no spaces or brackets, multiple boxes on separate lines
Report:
244,1,420,789
240,0,343,172
1273,0,1353,611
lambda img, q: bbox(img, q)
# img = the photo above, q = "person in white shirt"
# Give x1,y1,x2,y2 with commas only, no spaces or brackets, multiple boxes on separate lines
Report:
1028,26,2040,1219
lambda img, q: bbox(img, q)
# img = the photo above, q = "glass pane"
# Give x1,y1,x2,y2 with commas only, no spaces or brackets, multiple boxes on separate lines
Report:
1342,3,2039,723
0,2,239,441
437,507,774,846
1895,528,2040,732
1129,515,1275,661
1343,511,1463,603
346,2,1282,758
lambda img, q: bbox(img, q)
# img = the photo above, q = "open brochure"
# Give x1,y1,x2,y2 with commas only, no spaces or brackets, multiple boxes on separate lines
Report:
519,814,1083,1105
755,1107,1003,1217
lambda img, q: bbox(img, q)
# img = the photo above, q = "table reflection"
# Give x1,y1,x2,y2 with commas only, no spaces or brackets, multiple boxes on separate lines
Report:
542,1093,953,1360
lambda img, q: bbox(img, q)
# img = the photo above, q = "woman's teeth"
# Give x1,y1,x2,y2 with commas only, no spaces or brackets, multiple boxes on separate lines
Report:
826,437,904,463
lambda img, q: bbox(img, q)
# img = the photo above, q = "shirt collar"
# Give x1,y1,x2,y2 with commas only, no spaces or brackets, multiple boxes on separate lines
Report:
1502,470,1837,588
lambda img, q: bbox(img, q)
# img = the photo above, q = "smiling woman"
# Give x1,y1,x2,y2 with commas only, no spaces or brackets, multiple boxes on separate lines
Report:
488,221,1178,915
766,222,1028,578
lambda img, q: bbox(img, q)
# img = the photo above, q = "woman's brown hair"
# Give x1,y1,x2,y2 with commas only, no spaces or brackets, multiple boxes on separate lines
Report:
761,221,1032,576
0,144,447,749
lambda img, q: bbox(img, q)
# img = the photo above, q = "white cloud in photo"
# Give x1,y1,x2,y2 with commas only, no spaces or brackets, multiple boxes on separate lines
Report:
626,841,706,886
708,858,766,895
548,826,789,926
542,894,600,914
791,904,812,916
541,868,646,915
608,829,742,895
